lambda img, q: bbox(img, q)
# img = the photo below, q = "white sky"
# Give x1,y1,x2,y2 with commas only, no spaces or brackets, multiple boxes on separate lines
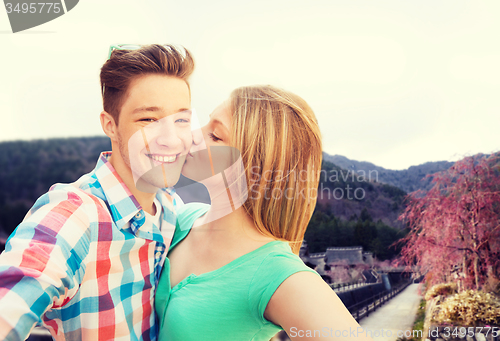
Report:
0,0,499,170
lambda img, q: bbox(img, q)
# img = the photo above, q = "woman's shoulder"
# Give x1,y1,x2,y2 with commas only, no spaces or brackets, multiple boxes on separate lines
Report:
170,203,210,249
247,241,320,324
176,202,210,229
247,241,319,289
256,241,315,275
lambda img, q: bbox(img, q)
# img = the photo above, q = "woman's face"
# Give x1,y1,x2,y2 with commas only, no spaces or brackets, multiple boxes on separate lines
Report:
202,100,232,148
182,100,234,181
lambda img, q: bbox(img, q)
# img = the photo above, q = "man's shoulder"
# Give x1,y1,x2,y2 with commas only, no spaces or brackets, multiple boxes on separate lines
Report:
12,180,104,241
28,171,107,218
49,182,103,205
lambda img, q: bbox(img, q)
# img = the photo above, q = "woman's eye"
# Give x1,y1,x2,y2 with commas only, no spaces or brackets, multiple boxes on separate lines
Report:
176,118,190,123
208,132,221,142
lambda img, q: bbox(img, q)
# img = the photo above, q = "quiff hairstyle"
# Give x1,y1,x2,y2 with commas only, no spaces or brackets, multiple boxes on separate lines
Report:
229,85,322,254
100,44,194,124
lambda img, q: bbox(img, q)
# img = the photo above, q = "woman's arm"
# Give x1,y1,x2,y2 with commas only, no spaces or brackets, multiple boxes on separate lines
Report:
265,272,374,341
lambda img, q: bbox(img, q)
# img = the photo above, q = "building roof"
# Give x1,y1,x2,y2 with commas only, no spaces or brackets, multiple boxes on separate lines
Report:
308,252,326,259
325,246,365,265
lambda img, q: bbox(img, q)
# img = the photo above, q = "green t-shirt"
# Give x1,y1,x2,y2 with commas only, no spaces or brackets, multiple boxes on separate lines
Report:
155,203,319,341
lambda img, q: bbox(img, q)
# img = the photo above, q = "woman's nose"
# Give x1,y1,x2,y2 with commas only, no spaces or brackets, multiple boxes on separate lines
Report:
192,127,204,146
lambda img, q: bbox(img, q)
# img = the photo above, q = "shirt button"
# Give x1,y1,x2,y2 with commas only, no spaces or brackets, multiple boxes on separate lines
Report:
135,212,142,218
155,251,162,258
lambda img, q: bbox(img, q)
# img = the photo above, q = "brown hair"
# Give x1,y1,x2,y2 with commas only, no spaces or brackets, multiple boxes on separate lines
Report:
100,44,194,124
229,85,322,254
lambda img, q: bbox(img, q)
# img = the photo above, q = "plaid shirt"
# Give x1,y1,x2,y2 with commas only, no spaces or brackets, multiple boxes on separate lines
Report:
0,152,178,341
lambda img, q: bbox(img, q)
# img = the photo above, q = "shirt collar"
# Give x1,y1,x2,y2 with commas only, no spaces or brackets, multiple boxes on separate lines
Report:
93,152,176,231
93,152,142,230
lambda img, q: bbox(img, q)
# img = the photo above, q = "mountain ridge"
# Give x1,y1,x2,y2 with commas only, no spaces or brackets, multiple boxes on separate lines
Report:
0,137,464,259
322,152,454,193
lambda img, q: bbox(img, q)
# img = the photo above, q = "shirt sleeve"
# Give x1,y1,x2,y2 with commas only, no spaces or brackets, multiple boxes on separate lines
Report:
0,188,92,341
248,250,320,327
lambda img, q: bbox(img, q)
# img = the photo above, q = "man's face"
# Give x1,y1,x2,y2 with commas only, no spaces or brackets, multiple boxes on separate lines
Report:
116,74,192,193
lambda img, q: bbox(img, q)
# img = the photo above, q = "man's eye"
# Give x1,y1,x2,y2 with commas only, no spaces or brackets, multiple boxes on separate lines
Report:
208,132,221,142
140,118,157,123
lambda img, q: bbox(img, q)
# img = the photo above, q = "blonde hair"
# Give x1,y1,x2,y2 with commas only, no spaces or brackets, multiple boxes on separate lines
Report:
229,85,322,254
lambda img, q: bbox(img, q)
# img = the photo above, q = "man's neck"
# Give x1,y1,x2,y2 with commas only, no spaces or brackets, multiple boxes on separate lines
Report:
129,186,157,216
108,153,157,216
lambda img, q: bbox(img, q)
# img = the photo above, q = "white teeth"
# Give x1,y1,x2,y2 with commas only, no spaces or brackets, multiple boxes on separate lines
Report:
150,155,177,163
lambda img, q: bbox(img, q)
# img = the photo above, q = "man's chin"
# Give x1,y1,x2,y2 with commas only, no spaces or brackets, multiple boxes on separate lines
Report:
135,177,182,193
135,180,158,194
134,165,183,192
181,157,215,182
180,165,194,181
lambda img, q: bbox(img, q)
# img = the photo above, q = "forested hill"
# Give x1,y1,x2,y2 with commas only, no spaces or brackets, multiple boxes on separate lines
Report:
0,136,111,236
0,137,412,260
305,160,409,258
323,153,454,193
316,160,406,226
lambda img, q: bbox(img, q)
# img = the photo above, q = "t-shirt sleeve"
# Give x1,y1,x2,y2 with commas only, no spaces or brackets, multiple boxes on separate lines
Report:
248,250,320,326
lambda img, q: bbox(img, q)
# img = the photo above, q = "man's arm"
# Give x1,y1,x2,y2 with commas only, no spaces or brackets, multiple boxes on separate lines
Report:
0,189,91,341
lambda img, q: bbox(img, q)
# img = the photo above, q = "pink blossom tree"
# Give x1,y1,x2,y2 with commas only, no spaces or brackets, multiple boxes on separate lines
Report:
399,153,500,290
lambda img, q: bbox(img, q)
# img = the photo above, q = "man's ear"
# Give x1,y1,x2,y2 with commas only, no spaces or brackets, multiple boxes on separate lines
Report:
100,111,118,141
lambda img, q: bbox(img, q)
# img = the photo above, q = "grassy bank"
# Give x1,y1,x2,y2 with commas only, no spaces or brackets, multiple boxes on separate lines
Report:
397,299,426,341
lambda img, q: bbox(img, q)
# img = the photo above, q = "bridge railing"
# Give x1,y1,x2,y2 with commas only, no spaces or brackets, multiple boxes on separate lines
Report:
330,281,371,292
345,281,412,321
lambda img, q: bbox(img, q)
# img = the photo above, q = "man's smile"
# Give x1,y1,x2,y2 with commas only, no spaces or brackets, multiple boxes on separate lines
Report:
146,153,180,163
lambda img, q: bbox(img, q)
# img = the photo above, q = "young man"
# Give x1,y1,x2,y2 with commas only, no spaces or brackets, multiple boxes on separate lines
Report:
0,44,197,341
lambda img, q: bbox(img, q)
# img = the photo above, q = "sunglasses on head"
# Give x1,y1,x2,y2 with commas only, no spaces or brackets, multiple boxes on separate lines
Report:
107,44,180,60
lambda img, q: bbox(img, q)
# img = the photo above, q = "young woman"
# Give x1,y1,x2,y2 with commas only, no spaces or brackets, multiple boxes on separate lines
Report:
155,85,373,341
